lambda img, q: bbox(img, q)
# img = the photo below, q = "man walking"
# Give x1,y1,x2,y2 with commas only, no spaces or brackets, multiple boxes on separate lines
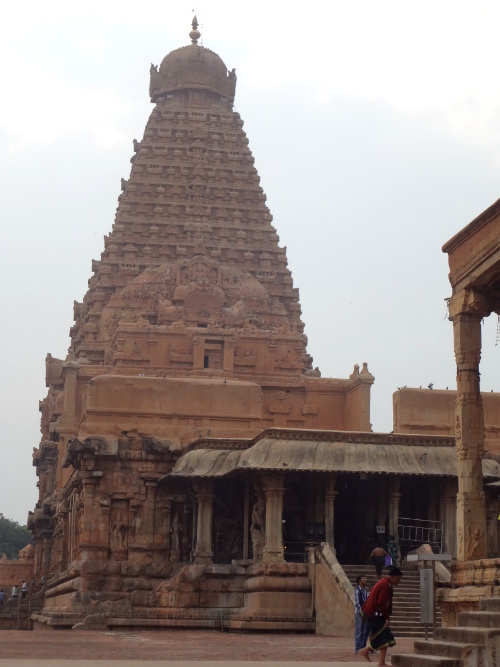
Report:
354,574,370,653
359,565,402,665
369,544,388,579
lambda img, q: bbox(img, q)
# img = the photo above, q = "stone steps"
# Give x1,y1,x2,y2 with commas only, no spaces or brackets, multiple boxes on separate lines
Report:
458,610,500,627
435,626,500,643
343,564,439,637
391,594,500,667
392,656,461,667
413,639,482,661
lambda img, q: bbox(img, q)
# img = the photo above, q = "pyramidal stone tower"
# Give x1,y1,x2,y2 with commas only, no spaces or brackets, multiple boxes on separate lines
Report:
31,21,374,630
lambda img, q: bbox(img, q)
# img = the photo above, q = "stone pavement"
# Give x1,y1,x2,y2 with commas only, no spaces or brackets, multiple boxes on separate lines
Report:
0,629,416,666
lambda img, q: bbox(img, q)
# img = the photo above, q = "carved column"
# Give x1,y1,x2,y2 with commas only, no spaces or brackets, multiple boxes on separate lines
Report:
486,497,499,558
243,480,250,560
192,336,204,371
389,478,402,539
34,536,43,575
81,477,97,547
193,479,214,565
223,337,235,373
161,499,172,554
324,475,337,548
442,480,457,557
60,507,70,569
56,361,80,487
140,476,158,547
451,293,488,561
61,361,79,427
262,473,285,562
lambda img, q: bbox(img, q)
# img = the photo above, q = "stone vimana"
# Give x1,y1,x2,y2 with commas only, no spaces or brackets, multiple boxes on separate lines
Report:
27,19,500,634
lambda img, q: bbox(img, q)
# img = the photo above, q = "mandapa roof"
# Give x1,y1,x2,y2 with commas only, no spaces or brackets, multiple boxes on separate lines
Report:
169,436,500,480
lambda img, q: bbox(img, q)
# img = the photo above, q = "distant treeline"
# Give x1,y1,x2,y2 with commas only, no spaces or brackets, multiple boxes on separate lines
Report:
0,514,32,560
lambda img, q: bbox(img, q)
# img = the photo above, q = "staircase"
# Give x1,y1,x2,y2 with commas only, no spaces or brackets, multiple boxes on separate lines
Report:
392,596,500,667
16,594,31,630
342,565,441,638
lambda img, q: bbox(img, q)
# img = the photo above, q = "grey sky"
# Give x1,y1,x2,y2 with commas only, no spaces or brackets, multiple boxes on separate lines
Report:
1,1,500,525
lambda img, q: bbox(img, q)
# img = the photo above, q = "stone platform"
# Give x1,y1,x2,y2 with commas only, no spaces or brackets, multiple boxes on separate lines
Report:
0,629,415,665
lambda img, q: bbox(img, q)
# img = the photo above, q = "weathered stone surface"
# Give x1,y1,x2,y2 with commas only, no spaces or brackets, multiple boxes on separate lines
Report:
26,18,500,638
27,20,379,632
313,544,354,637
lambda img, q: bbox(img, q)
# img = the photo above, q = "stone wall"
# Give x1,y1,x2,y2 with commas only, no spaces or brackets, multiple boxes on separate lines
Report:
393,388,500,455
312,543,354,636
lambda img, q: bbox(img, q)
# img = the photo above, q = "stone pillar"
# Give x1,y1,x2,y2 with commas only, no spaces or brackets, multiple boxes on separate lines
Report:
486,496,499,558
442,481,457,557
451,292,489,561
61,361,79,427
41,530,52,574
191,496,198,561
56,361,80,487
324,475,337,549
192,336,204,371
140,476,158,544
262,473,285,563
160,499,172,551
243,481,250,560
33,535,44,575
81,477,97,546
389,478,402,539
223,337,235,373
193,479,214,565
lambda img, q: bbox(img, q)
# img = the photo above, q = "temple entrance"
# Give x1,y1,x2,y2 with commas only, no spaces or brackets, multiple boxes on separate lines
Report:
334,474,380,565
398,477,443,557
282,474,325,562
209,472,451,566
212,479,245,563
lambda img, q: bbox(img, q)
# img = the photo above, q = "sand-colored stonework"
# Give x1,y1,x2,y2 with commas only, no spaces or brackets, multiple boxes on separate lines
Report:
28,20,500,633
29,22,376,631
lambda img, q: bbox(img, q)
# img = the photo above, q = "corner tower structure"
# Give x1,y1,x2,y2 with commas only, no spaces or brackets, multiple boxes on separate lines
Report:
30,24,375,630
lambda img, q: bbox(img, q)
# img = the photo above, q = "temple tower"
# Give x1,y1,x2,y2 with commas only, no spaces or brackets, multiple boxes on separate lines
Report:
71,21,308,378
30,21,374,631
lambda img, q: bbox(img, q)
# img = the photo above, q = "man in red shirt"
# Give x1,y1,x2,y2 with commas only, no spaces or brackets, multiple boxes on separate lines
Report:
359,565,402,665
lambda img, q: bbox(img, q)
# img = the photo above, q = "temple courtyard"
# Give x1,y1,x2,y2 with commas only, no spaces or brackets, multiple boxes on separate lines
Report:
0,629,414,665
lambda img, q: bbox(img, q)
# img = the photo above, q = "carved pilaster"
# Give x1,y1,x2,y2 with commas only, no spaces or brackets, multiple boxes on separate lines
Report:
389,478,402,538
139,476,159,546
261,473,285,563
324,475,337,548
442,479,458,557
223,337,235,373
81,478,97,545
192,336,204,371
452,306,487,561
193,479,214,565
250,482,265,563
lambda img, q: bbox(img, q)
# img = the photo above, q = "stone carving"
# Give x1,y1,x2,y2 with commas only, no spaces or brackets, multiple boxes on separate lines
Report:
170,512,181,551
234,347,256,366
250,497,265,562
268,392,291,415
110,512,128,553
467,522,484,560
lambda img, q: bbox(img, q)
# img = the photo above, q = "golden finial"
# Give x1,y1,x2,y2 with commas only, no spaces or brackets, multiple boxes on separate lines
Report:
189,15,201,45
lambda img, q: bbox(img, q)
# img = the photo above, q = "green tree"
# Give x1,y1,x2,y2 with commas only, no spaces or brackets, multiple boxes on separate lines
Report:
0,514,32,559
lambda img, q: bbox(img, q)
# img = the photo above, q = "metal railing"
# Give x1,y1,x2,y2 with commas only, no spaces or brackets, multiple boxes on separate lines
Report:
398,517,443,554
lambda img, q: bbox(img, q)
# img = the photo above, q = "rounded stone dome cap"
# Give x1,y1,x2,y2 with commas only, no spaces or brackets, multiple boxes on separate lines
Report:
149,42,236,103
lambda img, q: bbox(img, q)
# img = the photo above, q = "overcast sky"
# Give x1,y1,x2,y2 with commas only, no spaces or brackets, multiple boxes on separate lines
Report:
1,1,500,525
